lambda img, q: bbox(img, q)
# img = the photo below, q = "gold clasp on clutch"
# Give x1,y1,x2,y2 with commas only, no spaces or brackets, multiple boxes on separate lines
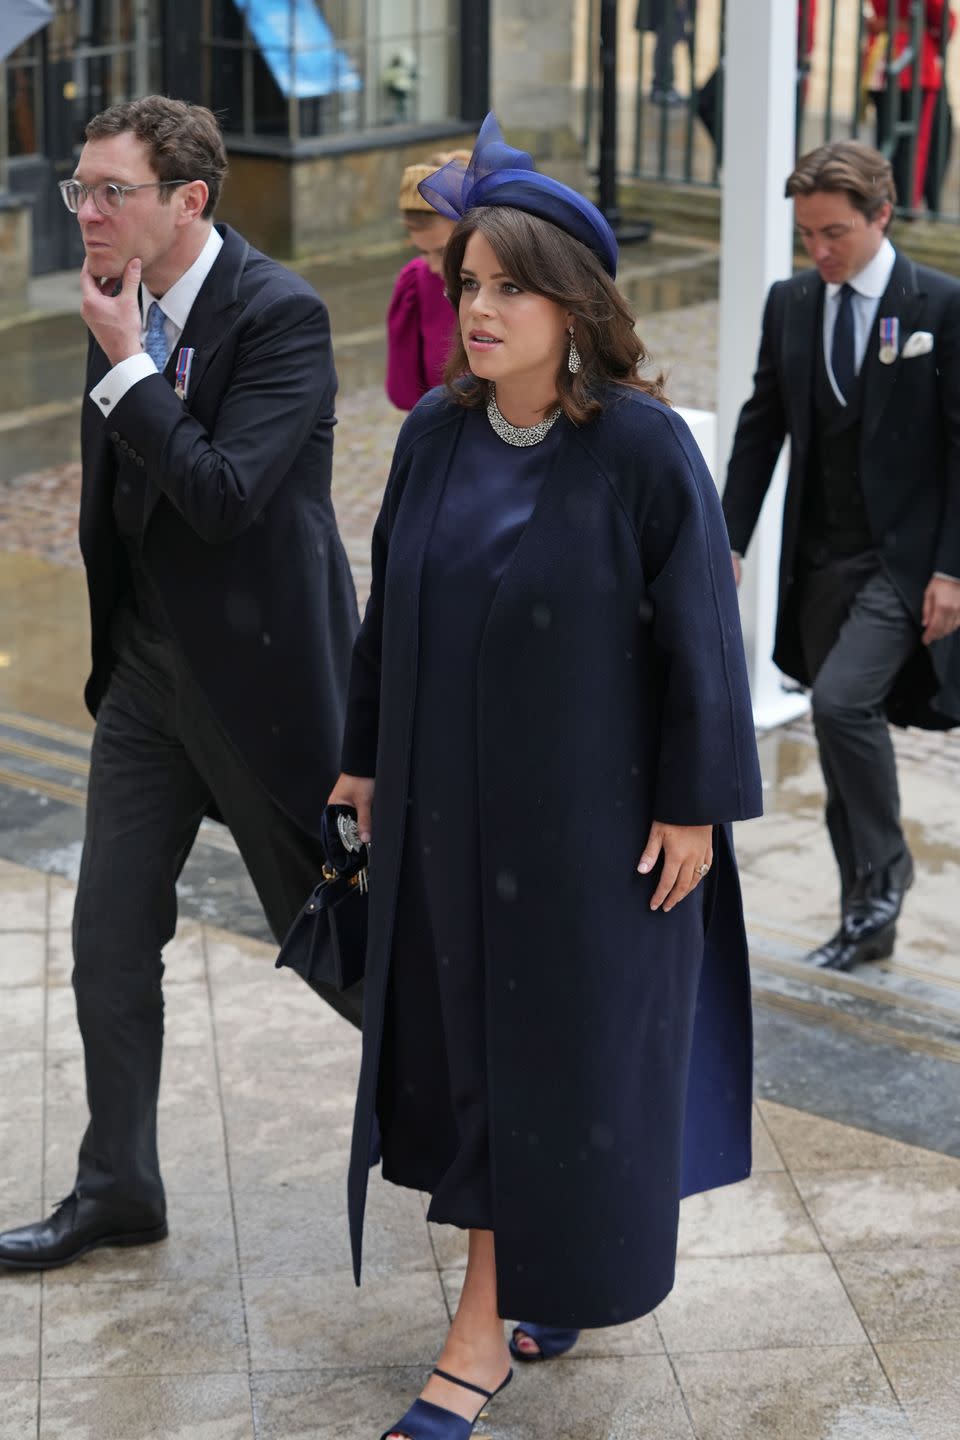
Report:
319,864,368,892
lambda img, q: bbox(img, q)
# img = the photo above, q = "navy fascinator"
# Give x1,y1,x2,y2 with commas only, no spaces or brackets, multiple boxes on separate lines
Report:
418,113,619,279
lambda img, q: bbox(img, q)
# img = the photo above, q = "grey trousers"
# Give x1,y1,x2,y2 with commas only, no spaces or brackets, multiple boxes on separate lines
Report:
72,608,362,1217
799,561,918,906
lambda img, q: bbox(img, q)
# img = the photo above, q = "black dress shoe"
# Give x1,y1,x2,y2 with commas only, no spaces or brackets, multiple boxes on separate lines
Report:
808,920,896,971
846,852,915,931
882,851,914,919
0,1193,167,1271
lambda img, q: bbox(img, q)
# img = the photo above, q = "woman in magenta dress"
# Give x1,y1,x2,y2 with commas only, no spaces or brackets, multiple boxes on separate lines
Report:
385,152,470,411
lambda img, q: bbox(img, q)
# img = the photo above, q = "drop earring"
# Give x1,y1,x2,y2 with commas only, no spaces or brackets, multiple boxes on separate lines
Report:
567,325,582,374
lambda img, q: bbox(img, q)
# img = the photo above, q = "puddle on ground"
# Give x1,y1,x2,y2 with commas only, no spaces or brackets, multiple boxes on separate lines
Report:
753,727,960,876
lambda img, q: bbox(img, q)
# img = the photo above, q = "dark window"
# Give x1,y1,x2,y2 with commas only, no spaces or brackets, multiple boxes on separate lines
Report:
202,0,460,143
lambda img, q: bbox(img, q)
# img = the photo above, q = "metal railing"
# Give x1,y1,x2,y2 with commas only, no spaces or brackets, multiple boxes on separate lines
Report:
580,0,957,220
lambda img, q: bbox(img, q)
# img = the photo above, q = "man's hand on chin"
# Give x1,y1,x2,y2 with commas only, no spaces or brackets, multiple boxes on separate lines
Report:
80,256,144,369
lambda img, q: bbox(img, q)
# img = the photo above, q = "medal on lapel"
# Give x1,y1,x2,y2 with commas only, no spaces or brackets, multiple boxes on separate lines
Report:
174,346,195,400
878,316,899,365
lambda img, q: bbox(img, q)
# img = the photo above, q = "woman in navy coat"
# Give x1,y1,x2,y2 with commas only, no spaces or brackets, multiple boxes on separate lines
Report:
330,116,763,1440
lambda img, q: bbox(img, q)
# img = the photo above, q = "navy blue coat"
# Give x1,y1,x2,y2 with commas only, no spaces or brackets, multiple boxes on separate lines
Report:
343,385,763,1326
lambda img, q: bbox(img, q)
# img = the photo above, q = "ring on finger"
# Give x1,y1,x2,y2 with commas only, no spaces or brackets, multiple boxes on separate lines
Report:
695,862,710,878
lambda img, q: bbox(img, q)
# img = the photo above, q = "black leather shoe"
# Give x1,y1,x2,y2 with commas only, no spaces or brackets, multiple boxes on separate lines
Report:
0,1193,167,1270
880,851,914,921
808,920,896,971
846,852,915,932
843,893,900,942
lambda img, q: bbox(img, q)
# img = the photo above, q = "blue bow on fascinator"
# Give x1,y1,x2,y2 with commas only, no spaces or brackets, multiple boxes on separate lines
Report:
418,112,619,278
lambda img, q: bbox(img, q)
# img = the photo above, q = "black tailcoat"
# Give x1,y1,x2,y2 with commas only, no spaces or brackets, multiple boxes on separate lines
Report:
342,387,763,1326
722,251,960,729
78,225,359,834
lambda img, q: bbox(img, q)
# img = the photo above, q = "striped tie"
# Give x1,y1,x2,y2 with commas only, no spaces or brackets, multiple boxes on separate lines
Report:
143,301,169,371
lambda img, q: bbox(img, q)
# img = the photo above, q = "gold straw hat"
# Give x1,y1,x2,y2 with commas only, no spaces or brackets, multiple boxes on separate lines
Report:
399,149,473,212
399,164,439,213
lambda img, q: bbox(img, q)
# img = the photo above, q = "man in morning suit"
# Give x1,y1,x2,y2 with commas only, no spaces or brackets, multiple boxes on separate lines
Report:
0,97,361,1270
722,140,960,972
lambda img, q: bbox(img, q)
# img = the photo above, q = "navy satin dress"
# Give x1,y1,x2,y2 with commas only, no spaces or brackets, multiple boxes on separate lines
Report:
378,406,562,1229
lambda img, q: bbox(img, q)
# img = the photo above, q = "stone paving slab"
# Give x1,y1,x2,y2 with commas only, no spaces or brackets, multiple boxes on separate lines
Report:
2,857,960,1438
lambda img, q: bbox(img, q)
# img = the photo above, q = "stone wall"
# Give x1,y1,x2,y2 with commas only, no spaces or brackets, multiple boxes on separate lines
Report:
218,128,476,260
290,130,474,256
0,196,31,320
493,0,587,189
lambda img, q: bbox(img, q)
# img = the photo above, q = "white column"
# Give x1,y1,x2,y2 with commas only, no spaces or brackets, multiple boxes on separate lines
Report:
717,0,808,730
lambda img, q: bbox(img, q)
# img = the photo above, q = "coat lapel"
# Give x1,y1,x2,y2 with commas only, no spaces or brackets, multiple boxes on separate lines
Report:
862,250,924,445
141,225,250,532
347,406,465,1288
782,272,821,457
160,224,250,400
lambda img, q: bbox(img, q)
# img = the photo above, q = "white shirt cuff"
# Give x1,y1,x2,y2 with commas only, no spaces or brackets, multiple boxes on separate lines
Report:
89,353,158,417
934,571,960,583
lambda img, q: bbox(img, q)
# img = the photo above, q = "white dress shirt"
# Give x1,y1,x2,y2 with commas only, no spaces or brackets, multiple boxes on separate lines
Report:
89,226,224,417
822,236,896,407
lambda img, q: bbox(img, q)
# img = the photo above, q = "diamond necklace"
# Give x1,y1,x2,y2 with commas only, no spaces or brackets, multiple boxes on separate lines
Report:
486,387,562,447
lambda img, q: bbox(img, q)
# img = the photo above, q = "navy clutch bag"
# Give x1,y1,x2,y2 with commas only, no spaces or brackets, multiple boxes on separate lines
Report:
275,806,368,992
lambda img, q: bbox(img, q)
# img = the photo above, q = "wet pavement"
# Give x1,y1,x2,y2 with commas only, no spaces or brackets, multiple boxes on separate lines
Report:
0,239,958,1439
3,852,959,1440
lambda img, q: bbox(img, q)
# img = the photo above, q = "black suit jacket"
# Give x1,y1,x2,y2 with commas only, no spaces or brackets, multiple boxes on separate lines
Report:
78,224,359,835
722,250,960,728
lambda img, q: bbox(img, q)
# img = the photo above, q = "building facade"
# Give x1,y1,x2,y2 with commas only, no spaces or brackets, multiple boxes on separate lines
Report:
0,0,500,274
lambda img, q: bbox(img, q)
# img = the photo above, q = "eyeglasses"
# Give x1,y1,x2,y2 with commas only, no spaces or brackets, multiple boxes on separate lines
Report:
795,219,859,245
58,178,190,216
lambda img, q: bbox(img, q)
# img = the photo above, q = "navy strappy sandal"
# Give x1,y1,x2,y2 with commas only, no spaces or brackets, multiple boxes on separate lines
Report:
508,1322,580,1361
381,1365,513,1440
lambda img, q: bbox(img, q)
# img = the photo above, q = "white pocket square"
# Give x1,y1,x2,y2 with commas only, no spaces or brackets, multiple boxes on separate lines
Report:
901,330,934,358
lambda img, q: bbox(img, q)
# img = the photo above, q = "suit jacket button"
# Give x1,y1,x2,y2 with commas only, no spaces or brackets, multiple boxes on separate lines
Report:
110,430,120,442
119,440,129,451
136,456,145,467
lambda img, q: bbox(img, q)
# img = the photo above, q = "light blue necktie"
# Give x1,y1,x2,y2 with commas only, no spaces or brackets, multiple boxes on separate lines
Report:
144,301,169,371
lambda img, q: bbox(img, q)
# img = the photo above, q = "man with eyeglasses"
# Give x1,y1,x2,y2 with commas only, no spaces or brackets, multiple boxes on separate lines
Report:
0,96,361,1270
722,139,960,972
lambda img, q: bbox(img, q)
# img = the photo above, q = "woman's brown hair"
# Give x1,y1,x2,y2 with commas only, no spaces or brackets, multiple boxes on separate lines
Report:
441,207,667,424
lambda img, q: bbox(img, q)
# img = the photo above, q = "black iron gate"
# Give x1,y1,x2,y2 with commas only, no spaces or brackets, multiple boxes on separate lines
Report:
580,0,957,220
